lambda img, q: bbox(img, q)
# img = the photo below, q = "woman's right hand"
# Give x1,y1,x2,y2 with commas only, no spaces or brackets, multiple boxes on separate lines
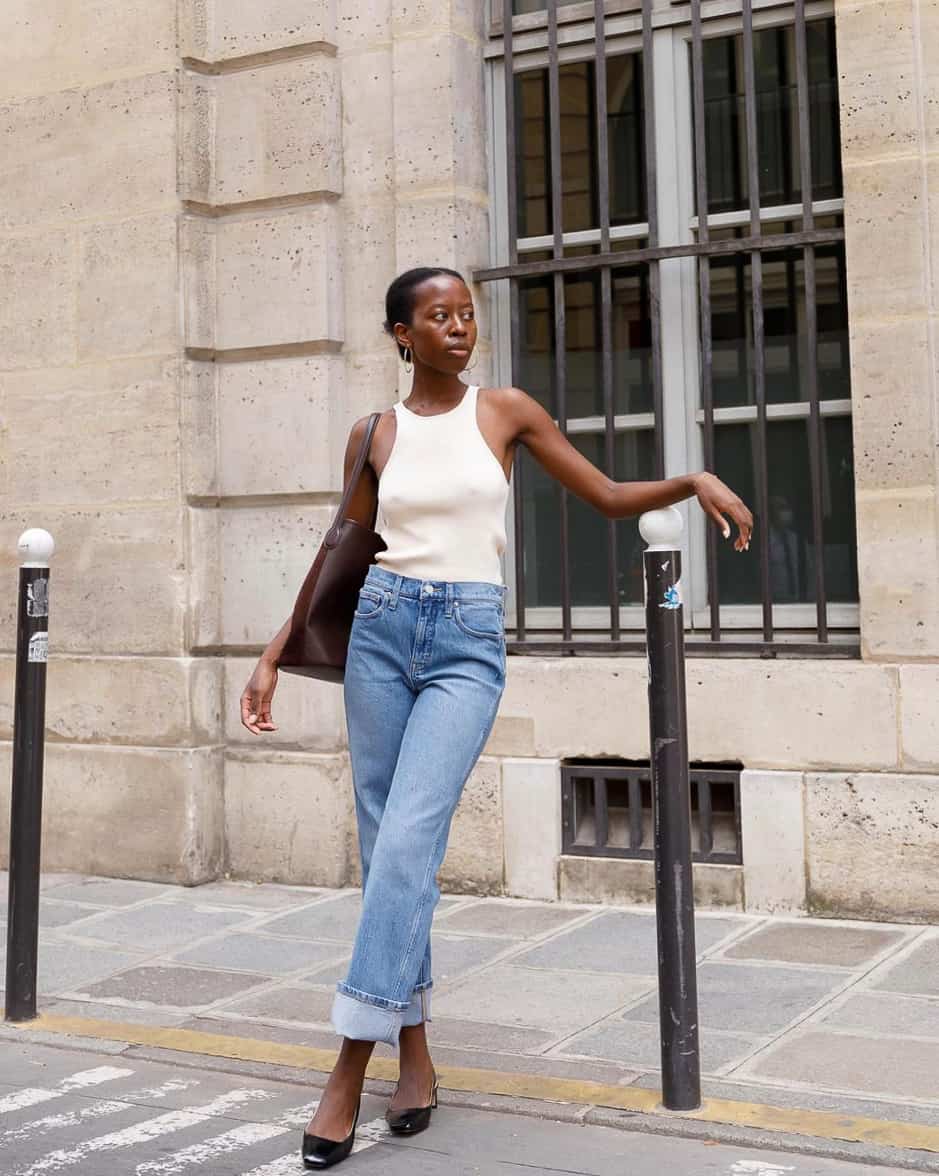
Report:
240,659,279,735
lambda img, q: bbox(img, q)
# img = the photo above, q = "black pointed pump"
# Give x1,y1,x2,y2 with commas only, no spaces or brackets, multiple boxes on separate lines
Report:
385,1070,438,1135
301,1096,361,1169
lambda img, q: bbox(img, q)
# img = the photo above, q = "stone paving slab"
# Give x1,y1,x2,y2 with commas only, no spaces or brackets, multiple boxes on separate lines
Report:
33,877,177,906
60,901,253,950
622,960,846,1034
723,921,909,967
0,936,143,995
819,991,939,1038
554,1016,761,1072
170,930,346,976
257,891,363,942
31,899,105,929
438,898,589,939
871,934,939,997
513,909,745,975
76,963,273,1009
217,982,337,1025
165,881,327,910
743,1027,939,1101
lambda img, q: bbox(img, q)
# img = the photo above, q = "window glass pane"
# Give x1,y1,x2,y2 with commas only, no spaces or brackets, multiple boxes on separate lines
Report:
560,61,595,232
696,18,842,215
516,70,550,237
520,431,655,611
607,54,646,226
707,218,850,408
712,417,858,606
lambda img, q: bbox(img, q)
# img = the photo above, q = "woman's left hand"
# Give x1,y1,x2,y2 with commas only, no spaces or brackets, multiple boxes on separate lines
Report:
692,472,753,551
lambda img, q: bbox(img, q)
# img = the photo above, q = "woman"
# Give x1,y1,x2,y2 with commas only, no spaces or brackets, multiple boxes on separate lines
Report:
240,265,753,1168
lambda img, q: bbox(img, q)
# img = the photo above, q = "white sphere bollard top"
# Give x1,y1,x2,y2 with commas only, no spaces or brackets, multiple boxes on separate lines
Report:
638,505,683,551
17,529,55,568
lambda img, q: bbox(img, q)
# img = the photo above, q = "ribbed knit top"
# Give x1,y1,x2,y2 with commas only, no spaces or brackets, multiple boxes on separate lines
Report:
374,384,510,586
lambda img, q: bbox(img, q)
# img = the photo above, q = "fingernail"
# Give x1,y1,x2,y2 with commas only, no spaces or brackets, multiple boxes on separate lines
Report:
249,714,257,722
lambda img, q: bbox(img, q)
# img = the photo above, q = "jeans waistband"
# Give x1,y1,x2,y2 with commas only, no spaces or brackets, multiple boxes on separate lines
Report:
364,564,507,607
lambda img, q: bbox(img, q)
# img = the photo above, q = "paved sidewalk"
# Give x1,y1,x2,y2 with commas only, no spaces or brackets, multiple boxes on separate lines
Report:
2,872,938,1166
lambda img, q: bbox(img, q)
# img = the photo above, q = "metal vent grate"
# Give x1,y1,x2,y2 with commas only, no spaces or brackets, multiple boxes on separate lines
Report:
561,760,742,865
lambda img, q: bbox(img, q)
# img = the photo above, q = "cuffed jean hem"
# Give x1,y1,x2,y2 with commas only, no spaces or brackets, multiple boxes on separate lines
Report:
331,988,431,1046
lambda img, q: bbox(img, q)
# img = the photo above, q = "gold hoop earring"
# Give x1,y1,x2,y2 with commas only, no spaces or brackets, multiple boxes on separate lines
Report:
403,345,413,373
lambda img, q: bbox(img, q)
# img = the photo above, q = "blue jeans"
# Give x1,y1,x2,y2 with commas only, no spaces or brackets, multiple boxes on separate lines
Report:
333,564,507,1046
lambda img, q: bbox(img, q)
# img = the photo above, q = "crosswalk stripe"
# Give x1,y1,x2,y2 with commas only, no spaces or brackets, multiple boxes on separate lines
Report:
239,1116,392,1175
0,1080,198,1146
0,1068,134,1116
14,1088,275,1175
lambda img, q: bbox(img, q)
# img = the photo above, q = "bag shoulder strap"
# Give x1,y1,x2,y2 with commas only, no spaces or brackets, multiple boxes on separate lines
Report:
324,411,382,547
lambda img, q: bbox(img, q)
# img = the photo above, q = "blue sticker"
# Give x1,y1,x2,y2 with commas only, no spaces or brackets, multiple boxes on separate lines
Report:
660,584,681,610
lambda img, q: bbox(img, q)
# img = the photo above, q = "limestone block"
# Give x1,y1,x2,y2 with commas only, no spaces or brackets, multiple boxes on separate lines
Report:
559,856,744,909
179,72,214,206
848,316,936,491
78,214,178,362
390,0,482,39
842,157,927,320
214,204,344,351
739,771,807,913
339,49,394,202
188,505,222,651
924,0,939,154
0,0,176,101
394,196,491,291
181,361,219,498
502,757,560,900
0,743,225,884
223,750,355,886
439,757,503,895
0,656,222,747
0,230,75,370
182,0,337,62
899,665,939,770
805,772,939,921
217,355,340,497
219,504,336,648
484,715,536,756
341,199,398,353
927,158,939,306
336,0,391,53
210,56,342,206
391,32,487,197
181,216,217,353
855,487,939,658
0,506,186,656
834,0,919,160
223,656,346,752
0,73,176,232
0,358,180,507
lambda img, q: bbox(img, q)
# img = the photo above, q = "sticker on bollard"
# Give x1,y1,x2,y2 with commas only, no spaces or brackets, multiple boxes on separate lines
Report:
27,579,49,617
28,632,48,663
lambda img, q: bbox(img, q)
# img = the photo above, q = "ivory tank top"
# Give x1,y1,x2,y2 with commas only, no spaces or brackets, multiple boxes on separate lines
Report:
374,384,510,585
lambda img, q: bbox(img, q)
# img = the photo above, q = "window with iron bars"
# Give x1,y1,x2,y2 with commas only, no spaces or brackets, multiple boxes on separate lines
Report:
476,0,859,657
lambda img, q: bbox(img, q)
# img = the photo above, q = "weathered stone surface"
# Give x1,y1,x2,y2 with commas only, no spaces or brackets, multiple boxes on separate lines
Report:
181,361,218,498
0,743,225,884
188,505,222,652
899,665,939,769
842,157,927,321
78,213,178,361
390,0,482,39
335,0,391,53
223,656,346,752
0,656,222,746
183,0,337,62
0,229,76,370
223,751,355,886
740,771,807,913
558,856,744,909
214,204,344,350
339,50,394,203
217,356,340,497
835,0,919,158
179,72,213,206
484,715,537,757
805,772,939,921
848,316,936,491
724,920,905,967
180,216,216,352
502,757,560,900
0,358,180,506
439,757,503,895
0,506,187,656
341,199,398,353
218,504,335,648
210,56,341,205
0,0,176,101
0,73,176,231
394,194,490,281
855,487,939,659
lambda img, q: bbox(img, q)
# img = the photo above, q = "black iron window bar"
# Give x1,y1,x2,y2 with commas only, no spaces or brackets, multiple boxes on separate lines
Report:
561,761,742,864
474,0,856,659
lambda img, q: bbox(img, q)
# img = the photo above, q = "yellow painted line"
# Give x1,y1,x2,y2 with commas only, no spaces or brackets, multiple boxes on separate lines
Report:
8,1012,939,1155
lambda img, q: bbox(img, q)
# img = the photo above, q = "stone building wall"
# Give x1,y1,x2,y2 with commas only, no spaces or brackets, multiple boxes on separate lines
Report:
0,0,937,921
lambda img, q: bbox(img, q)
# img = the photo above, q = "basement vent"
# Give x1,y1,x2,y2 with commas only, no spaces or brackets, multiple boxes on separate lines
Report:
561,760,742,865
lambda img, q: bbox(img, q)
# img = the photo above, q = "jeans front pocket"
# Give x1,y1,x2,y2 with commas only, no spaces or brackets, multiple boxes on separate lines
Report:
354,586,387,620
453,599,504,642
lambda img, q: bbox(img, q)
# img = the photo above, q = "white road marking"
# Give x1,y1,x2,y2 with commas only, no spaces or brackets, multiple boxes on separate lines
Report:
730,1162,796,1175
134,1105,313,1174
0,1068,134,1116
0,1080,198,1145
14,1088,275,1175
239,1113,391,1174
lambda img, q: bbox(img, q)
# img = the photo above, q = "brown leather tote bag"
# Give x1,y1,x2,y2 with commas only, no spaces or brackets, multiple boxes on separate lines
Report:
277,412,387,682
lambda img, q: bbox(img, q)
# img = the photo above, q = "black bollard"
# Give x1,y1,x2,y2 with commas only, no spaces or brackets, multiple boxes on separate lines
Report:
5,528,54,1023
640,507,701,1111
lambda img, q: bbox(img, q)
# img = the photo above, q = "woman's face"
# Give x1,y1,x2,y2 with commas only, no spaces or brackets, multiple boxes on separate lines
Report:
396,275,478,373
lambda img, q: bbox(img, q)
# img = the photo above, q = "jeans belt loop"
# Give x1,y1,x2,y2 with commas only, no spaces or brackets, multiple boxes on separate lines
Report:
445,582,454,617
390,574,402,610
